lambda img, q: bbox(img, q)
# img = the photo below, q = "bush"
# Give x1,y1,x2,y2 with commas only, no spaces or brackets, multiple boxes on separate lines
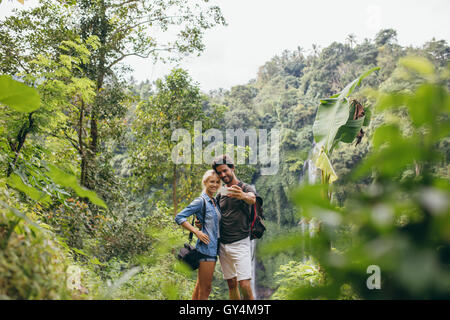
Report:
0,208,72,299
271,259,325,300
89,215,154,263
284,58,450,299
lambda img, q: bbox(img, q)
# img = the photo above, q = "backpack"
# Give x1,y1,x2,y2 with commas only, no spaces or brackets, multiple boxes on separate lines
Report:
250,196,266,240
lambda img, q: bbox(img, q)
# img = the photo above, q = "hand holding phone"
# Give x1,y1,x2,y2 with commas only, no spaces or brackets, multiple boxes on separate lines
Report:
220,186,229,196
227,185,243,198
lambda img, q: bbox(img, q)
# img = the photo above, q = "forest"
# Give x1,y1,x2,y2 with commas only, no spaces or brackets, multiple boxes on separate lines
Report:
0,0,449,300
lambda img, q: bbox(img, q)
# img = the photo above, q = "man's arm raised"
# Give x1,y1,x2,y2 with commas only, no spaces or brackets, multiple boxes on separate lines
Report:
228,185,256,205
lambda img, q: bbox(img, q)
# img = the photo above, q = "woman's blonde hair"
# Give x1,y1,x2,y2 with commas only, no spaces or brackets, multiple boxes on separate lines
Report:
202,169,220,192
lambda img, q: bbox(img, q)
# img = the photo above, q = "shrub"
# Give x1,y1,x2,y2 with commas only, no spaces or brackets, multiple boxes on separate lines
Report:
0,208,72,299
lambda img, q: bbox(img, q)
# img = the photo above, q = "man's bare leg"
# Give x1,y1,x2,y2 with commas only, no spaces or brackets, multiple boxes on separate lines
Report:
227,277,241,300
239,279,254,300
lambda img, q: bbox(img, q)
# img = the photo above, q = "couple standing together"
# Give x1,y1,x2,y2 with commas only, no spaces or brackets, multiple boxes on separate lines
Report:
175,154,262,300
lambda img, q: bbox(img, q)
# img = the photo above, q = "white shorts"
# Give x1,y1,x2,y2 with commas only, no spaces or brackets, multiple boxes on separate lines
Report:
219,236,252,281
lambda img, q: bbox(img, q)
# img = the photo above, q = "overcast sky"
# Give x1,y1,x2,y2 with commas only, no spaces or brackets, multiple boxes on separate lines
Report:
2,0,449,92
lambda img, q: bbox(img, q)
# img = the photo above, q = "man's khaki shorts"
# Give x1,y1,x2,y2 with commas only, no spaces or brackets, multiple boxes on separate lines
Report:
219,236,252,281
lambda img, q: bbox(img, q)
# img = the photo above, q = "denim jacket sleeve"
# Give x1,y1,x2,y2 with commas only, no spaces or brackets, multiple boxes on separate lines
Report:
174,197,203,225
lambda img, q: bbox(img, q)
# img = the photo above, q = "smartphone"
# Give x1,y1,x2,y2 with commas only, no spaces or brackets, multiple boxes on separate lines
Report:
220,186,229,196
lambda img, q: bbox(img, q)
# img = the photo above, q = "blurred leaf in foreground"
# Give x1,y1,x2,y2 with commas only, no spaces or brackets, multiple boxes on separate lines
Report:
0,75,40,113
46,164,107,209
266,58,450,299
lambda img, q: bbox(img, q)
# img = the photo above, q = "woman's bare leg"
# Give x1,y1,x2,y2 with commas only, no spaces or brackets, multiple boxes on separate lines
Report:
197,261,216,300
192,278,200,300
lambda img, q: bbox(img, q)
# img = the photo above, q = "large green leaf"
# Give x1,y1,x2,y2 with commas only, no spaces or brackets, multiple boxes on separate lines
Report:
312,67,379,153
331,118,365,151
313,146,338,184
336,119,363,142
313,96,348,153
7,173,51,204
330,102,372,153
363,107,371,126
46,164,107,209
0,75,41,112
399,56,435,76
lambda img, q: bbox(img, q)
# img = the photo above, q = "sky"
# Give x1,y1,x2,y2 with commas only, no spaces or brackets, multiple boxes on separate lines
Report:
1,0,450,92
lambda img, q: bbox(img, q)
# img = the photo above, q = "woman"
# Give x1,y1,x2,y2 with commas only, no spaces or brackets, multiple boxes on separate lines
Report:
174,169,222,300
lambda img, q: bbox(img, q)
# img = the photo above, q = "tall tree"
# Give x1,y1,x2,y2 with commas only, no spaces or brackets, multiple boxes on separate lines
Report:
131,68,223,215
346,33,357,48
0,0,226,189
375,28,397,47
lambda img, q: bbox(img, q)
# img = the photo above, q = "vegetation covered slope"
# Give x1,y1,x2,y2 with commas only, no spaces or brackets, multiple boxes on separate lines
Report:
0,0,448,300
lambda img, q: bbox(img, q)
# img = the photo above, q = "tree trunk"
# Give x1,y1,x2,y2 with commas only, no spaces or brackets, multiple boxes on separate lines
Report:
83,115,98,189
173,164,178,216
80,0,107,190
276,187,281,226
7,112,34,177
414,160,422,176
78,99,89,187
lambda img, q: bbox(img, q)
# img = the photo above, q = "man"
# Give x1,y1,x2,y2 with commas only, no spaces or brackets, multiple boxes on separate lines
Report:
211,154,262,300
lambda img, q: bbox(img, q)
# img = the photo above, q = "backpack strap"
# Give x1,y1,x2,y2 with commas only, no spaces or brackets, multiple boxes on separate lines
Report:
216,192,221,206
251,203,257,231
188,197,207,243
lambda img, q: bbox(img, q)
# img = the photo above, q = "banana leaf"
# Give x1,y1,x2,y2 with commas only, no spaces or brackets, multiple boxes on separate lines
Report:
311,145,338,184
331,101,373,153
330,118,365,153
312,67,379,153
334,118,364,143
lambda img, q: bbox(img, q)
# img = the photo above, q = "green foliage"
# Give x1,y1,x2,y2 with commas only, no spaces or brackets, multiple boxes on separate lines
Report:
208,36,448,298
6,173,51,204
1,2,449,300
0,75,40,113
46,164,107,209
271,259,325,300
0,198,72,299
1,58,111,298
312,67,379,154
256,221,303,292
82,202,197,300
130,68,224,215
375,29,398,47
268,58,450,299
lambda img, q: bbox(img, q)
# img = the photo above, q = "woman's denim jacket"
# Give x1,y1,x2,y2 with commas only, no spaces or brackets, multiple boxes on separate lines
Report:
174,192,220,257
